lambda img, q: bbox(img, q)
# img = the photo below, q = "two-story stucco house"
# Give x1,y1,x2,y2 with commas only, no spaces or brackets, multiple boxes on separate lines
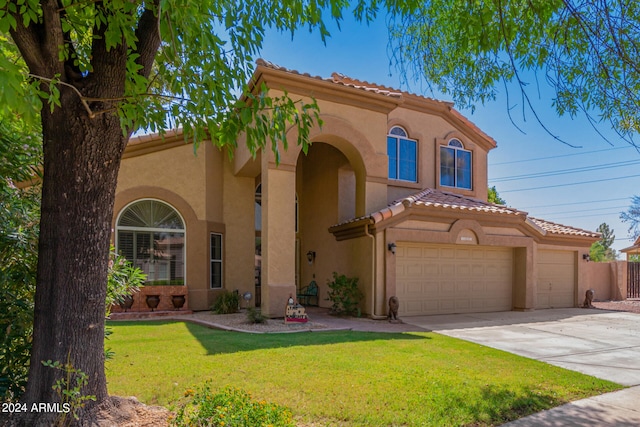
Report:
112,60,599,318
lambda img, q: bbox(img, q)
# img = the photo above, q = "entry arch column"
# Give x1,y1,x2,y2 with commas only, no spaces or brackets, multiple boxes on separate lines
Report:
260,155,297,317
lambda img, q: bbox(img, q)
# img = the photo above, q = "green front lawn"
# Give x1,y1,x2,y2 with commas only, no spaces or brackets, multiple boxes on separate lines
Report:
106,320,621,426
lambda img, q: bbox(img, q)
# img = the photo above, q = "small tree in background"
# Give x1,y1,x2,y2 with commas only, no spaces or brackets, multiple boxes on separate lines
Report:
621,196,640,242
589,223,618,262
488,186,506,205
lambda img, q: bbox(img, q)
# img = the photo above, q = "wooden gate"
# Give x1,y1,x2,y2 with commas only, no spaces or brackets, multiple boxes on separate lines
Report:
629,262,640,298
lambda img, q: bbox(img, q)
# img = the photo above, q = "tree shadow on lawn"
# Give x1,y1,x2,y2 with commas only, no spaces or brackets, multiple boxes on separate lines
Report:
184,321,431,355
109,320,430,355
459,385,636,427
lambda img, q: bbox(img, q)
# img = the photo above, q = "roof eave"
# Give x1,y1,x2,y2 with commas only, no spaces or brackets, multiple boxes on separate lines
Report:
328,218,374,241
251,61,401,114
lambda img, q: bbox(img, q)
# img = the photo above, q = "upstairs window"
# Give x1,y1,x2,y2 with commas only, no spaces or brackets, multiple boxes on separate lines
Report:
440,139,472,190
116,199,186,285
387,126,417,182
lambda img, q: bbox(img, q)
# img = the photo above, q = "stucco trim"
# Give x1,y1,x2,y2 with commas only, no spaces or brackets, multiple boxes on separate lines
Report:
113,186,201,227
124,129,192,159
448,219,487,245
253,64,400,114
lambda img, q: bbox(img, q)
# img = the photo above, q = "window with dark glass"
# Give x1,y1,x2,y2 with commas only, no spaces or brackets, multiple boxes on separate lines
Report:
387,126,417,182
116,199,185,285
210,233,223,289
440,139,472,190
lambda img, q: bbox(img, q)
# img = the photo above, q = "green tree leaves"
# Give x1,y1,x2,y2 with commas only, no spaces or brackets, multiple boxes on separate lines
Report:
389,0,640,145
621,195,640,240
589,222,617,261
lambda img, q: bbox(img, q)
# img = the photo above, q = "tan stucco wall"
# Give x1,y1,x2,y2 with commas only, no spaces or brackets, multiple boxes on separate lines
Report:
218,155,255,309
260,157,297,317
584,261,628,301
118,143,213,221
387,109,491,203
114,141,255,311
585,262,614,301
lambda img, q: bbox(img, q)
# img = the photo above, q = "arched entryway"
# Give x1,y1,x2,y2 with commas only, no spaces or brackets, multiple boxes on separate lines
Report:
295,142,357,306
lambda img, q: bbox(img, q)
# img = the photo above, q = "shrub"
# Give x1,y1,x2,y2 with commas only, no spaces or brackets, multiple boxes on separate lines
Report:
212,291,240,314
0,184,39,402
326,272,363,317
172,384,294,427
246,307,267,324
106,246,146,317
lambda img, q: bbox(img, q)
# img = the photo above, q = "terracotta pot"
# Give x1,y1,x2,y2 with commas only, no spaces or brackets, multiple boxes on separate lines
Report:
119,295,134,311
146,295,160,311
172,295,186,310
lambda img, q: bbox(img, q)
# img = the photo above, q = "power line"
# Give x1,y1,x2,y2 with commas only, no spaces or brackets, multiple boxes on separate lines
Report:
500,172,640,193
518,197,631,209
532,205,628,217
545,211,623,220
490,159,640,182
491,146,633,166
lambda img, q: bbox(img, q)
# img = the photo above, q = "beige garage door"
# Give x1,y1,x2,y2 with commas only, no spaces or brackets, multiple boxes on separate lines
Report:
395,243,514,316
536,250,575,309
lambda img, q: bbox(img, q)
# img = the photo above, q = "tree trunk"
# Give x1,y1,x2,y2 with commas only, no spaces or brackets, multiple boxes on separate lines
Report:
15,87,127,426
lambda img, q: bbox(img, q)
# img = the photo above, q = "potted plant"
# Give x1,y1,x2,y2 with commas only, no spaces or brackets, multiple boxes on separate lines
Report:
146,295,160,311
118,295,134,311
172,294,186,310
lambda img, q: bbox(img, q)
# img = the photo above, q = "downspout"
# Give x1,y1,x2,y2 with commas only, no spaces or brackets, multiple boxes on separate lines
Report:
365,223,387,320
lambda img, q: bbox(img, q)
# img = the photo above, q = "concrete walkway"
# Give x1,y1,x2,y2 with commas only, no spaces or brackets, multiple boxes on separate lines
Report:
402,308,640,426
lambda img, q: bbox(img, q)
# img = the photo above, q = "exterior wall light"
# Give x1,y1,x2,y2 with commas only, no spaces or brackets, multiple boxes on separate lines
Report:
583,254,591,262
388,243,397,255
306,251,316,265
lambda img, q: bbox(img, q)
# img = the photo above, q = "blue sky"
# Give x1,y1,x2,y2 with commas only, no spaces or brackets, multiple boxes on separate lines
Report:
257,13,639,254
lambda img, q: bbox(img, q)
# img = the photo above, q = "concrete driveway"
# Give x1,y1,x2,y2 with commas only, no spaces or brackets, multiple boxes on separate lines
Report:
403,308,640,386
404,308,640,425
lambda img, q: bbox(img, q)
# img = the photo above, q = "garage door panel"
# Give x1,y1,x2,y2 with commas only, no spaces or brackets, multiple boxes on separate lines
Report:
456,248,472,259
456,264,472,276
536,250,575,309
440,248,456,259
404,264,423,277
440,263,456,276
396,243,513,316
456,282,471,293
422,264,439,276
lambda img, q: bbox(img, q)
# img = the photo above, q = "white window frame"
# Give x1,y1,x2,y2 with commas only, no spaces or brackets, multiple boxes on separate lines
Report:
439,138,472,190
387,126,418,183
116,198,187,286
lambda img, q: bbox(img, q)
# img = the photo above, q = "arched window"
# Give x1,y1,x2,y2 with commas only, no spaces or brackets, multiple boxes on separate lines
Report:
440,138,472,190
387,126,417,182
116,199,185,285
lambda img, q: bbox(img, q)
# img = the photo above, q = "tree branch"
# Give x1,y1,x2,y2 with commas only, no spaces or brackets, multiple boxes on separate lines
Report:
41,0,66,77
8,6,46,76
135,0,162,80
28,73,96,118
496,0,578,147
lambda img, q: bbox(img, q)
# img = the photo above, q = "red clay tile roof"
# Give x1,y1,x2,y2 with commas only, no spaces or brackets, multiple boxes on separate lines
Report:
330,72,431,102
256,59,496,148
398,188,524,216
256,59,404,99
527,217,600,238
331,188,599,239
